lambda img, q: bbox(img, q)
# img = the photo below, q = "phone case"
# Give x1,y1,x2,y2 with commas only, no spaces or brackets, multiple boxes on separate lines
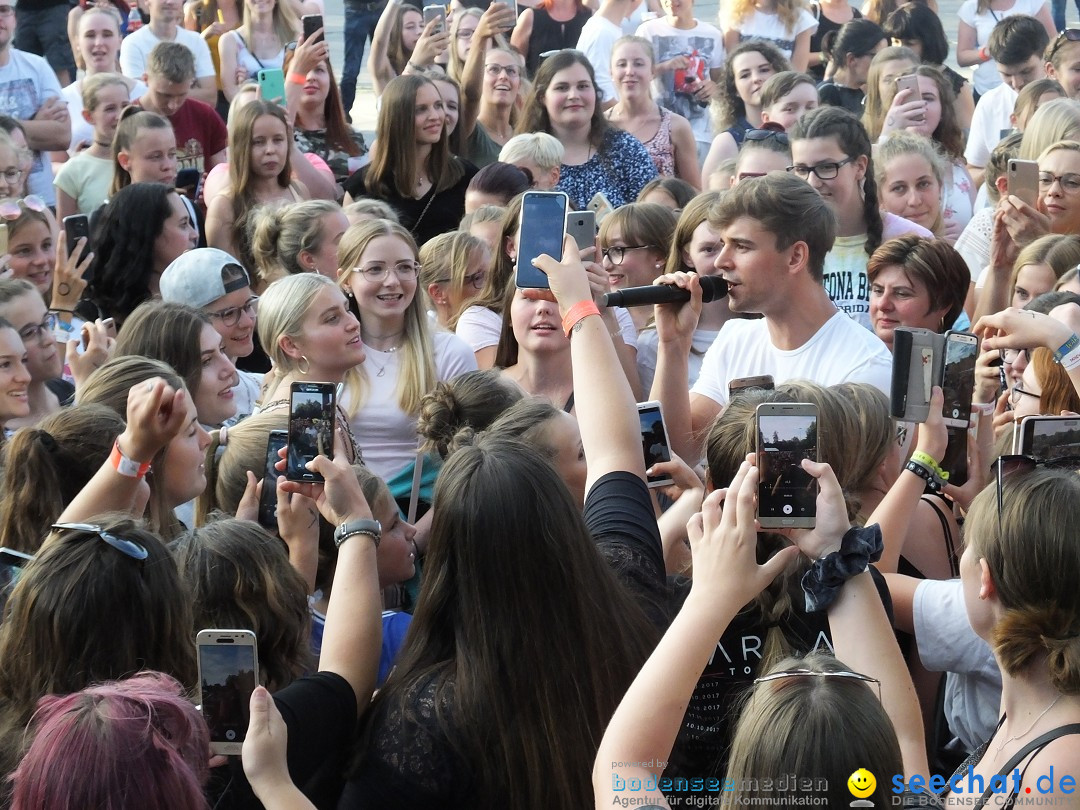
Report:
423,5,445,30
587,192,614,223
1008,159,1040,208
566,212,595,252
257,68,286,103
515,191,568,289
197,630,259,756
895,74,919,99
890,327,943,423
940,330,979,429
301,14,323,41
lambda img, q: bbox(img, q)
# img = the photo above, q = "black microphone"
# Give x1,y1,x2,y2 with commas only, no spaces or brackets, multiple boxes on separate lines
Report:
602,276,728,308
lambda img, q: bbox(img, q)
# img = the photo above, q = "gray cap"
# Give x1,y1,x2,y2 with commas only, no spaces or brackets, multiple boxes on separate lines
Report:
159,248,251,309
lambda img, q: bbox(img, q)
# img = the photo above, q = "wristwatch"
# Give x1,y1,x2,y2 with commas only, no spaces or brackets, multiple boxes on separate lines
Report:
334,518,381,549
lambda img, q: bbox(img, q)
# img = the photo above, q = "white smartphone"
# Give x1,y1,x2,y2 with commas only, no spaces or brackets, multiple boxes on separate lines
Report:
197,629,259,756
756,402,818,529
637,401,674,488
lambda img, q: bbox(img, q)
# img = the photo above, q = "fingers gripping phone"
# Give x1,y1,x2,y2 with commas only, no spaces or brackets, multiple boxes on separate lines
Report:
197,629,258,756
515,190,568,289
287,381,336,482
1008,159,1039,208
756,403,818,528
895,73,919,100
637,401,674,488
301,13,323,42
258,429,288,529
62,214,90,267
422,4,446,32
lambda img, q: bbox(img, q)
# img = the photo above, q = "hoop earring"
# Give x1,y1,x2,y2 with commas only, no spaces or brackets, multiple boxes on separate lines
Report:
298,355,310,375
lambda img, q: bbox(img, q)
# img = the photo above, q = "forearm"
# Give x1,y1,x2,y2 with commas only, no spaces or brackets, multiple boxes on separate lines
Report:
460,31,486,138
290,148,337,200
828,571,928,777
649,338,695,463
658,491,701,574
863,468,927,574
191,78,219,105
21,118,71,151
251,780,317,810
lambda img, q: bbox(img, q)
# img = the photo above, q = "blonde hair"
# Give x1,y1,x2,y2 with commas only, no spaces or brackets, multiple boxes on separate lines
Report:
250,200,343,284
1020,99,1080,161
1012,233,1080,293
418,230,486,330
498,132,564,172
1013,78,1066,132
343,198,400,224
727,0,804,31
875,131,948,236
337,219,438,415
862,45,918,141
81,72,129,111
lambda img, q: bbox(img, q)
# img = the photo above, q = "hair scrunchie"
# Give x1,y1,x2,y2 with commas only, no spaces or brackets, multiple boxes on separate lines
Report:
36,430,58,453
218,425,229,446
800,524,883,613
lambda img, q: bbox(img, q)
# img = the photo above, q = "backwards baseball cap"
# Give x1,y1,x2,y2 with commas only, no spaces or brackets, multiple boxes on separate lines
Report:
159,248,251,309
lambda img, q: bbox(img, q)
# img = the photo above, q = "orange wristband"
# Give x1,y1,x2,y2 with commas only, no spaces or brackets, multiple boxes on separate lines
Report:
562,300,600,337
111,440,152,478
287,72,307,86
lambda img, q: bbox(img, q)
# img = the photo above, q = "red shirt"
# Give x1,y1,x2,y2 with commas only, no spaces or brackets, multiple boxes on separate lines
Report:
136,96,227,174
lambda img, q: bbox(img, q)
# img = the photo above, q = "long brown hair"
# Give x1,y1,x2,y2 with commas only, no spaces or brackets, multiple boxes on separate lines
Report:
283,50,361,157
365,73,465,199
517,49,610,148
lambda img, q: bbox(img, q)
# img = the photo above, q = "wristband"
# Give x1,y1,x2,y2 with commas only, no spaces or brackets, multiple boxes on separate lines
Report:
562,300,600,337
972,401,995,415
110,439,152,479
904,459,945,493
800,525,883,612
910,450,949,481
978,46,989,61
1061,346,1080,371
1054,333,1080,362
287,72,307,85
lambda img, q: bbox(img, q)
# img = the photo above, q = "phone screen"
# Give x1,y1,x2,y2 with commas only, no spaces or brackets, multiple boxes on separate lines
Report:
516,192,567,288
941,334,978,428
287,383,335,482
258,430,288,529
198,636,257,747
637,403,673,487
1024,418,1080,461
757,408,818,525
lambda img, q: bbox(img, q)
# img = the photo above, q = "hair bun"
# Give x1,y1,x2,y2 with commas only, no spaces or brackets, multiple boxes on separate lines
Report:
418,382,464,458
994,605,1080,692
446,425,479,457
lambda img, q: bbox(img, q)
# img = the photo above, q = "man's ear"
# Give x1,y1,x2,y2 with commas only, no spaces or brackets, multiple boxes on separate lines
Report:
787,240,810,276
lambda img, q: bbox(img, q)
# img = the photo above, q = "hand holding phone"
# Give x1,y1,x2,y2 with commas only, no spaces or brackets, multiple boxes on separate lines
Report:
198,629,259,756
756,403,818,528
257,68,286,104
258,430,289,528
637,401,674,488
515,190,568,289
1007,159,1040,208
301,13,323,42
422,4,446,32
287,382,336,482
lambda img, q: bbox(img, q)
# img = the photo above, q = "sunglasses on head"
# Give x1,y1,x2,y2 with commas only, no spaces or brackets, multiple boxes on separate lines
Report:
0,195,46,220
995,454,1080,522
1049,28,1080,62
754,668,882,701
50,522,149,562
744,128,790,146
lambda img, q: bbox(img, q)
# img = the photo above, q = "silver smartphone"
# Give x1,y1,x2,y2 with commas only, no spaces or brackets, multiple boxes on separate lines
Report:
566,210,596,252
756,402,818,528
637,400,674,488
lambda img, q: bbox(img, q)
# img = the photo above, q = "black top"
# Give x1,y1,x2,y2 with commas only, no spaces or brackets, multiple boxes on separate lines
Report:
336,471,667,809
817,80,865,114
526,6,592,75
807,3,862,82
205,672,357,810
942,64,968,99
342,159,478,247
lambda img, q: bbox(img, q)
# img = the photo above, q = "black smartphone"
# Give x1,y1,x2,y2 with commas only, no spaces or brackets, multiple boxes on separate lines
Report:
302,13,323,42
287,381,335,482
890,327,943,423
197,629,259,756
566,210,596,253
62,214,90,269
515,190,568,289
729,374,775,399
1018,415,1080,461
636,400,674,488
941,425,968,487
756,402,818,528
940,331,979,429
258,429,288,529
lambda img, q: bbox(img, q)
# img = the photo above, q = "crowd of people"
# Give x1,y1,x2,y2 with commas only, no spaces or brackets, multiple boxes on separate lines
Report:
0,0,1078,805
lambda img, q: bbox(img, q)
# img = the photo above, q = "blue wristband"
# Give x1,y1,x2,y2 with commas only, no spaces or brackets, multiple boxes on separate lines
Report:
1055,333,1080,363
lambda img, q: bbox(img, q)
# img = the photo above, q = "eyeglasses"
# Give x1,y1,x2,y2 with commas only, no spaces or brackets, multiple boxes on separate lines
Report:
0,167,22,185
1009,383,1041,406
17,312,57,345
51,522,149,561
457,28,476,39
995,454,1080,522
602,244,652,265
0,6,14,17
754,668,882,702
1000,347,1031,365
206,295,259,327
0,195,46,220
485,64,520,78
745,128,790,146
1048,28,1080,62
353,260,421,282
787,156,856,180
1039,172,1080,194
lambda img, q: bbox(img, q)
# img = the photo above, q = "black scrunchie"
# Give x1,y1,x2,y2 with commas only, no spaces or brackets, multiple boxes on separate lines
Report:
800,524,883,613
36,430,57,453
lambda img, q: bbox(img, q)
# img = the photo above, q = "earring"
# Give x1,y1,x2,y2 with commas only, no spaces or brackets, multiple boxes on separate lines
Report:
298,355,310,375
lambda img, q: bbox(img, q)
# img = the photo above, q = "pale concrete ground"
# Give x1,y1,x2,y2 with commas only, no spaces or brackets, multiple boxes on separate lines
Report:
325,0,1073,146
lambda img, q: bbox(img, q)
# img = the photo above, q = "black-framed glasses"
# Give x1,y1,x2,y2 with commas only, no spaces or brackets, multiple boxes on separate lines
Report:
754,669,882,702
1000,347,1031,365
51,522,149,561
1048,28,1080,63
787,155,856,180
602,244,652,265
995,454,1080,522
206,295,259,327
352,261,421,282
745,128,790,146
17,312,57,345
1009,383,1041,406
0,195,46,219
464,269,485,289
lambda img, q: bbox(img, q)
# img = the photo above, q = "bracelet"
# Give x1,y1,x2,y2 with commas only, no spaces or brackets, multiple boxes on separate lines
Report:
1061,345,1080,371
904,459,945,493
800,525,883,613
562,300,600,337
287,72,307,85
110,439,152,479
972,401,995,415
334,518,381,549
978,46,989,61
910,450,948,481
1054,333,1080,362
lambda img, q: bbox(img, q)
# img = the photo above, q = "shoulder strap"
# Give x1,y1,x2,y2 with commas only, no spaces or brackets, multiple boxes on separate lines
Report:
920,494,959,578
974,724,1080,808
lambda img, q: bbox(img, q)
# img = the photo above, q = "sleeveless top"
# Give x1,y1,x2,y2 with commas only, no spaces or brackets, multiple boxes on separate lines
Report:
807,2,861,82
727,116,753,148
642,106,676,177
232,31,285,75
526,6,592,75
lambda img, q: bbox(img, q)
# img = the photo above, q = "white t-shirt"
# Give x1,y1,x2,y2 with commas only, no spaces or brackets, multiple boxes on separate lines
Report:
956,206,995,288
62,77,147,153
963,82,1016,169
578,14,624,106
348,330,478,479
634,17,725,145
0,49,63,205
914,578,1002,752
727,8,817,60
691,310,894,407
957,0,1046,95
119,26,216,81
637,326,721,394
612,306,642,344
822,213,932,330
455,304,502,352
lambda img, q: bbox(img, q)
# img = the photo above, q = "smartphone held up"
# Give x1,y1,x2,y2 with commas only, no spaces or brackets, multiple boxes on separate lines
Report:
755,403,818,528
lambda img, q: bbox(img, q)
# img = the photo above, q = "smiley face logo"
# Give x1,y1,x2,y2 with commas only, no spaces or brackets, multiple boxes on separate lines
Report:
848,768,876,799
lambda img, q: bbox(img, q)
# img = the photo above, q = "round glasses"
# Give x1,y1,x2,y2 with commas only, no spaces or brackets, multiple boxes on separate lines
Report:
206,296,259,327
353,261,421,283
1009,384,1041,406
601,245,651,265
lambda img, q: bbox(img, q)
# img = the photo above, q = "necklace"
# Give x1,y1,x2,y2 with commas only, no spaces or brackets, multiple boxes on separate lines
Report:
368,343,402,378
994,695,1064,754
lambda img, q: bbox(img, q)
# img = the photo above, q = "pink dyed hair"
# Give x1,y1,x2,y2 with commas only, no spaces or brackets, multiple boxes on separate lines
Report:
10,671,210,810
